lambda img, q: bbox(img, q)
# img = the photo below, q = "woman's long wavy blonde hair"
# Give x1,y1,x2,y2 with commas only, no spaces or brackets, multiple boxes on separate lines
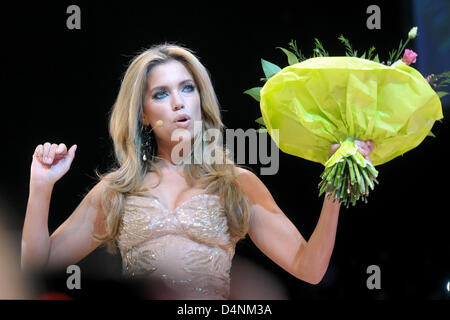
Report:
94,43,251,253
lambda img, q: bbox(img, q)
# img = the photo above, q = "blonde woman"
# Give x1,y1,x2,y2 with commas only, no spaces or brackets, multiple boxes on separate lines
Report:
21,43,374,299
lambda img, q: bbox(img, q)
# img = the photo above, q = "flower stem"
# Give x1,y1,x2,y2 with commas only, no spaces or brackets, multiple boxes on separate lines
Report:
318,152,379,206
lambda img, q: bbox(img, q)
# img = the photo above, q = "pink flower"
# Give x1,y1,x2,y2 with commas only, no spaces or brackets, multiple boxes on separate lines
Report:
402,49,418,65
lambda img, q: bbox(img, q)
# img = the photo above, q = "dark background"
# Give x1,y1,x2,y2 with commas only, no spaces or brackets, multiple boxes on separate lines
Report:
1,0,449,300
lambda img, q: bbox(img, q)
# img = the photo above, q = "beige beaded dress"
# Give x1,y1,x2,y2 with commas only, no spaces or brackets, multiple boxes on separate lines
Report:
116,191,236,299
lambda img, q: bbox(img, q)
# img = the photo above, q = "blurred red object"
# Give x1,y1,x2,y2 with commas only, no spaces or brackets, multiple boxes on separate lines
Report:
38,291,72,300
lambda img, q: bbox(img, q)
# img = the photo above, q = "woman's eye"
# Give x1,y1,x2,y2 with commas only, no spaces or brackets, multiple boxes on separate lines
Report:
153,90,168,100
183,84,195,92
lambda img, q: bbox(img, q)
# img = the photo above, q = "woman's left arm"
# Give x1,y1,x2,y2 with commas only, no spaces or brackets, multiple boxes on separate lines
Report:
236,140,374,285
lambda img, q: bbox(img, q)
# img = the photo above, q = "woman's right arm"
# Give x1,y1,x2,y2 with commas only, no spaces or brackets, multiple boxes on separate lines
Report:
21,142,106,273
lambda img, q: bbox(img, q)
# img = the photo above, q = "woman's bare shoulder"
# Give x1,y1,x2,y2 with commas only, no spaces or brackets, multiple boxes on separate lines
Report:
234,166,281,212
234,167,264,197
234,166,254,178
86,174,112,207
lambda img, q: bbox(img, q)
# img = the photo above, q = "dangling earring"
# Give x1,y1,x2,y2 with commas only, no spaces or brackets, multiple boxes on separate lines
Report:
141,124,153,162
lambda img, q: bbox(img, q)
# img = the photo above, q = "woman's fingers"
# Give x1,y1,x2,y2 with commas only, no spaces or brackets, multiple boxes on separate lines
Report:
34,144,43,160
328,140,374,162
35,143,74,164
48,144,58,164
54,143,67,160
355,140,374,161
366,140,374,152
67,144,77,158
328,143,340,159
43,142,51,163
56,143,67,154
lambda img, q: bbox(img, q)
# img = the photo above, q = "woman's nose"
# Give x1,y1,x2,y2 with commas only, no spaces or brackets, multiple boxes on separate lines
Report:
171,92,185,111
172,102,184,111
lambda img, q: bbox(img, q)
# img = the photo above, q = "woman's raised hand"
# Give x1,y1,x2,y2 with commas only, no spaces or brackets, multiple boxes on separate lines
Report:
31,143,77,186
328,140,374,162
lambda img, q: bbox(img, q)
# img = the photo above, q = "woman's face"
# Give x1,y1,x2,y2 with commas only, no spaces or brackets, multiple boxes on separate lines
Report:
142,60,202,147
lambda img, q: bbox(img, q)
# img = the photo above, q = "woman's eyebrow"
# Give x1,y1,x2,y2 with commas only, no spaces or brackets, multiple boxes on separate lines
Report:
151,79,194,92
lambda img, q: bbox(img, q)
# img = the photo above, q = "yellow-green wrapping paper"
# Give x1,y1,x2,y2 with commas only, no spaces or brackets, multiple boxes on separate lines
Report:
260,57,443,166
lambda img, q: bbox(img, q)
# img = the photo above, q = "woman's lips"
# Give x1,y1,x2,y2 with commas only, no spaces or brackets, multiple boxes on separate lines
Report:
175,118,191,128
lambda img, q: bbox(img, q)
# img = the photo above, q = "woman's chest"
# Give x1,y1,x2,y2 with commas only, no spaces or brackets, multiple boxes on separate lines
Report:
118,191,231,251
142,169,206,212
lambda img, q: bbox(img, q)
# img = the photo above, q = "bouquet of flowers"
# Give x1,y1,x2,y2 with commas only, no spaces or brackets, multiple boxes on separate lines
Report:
245,27,448,207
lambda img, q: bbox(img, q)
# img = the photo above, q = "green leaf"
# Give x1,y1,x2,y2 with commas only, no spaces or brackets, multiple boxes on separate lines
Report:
338,34,354,56
243,87,262,102
276,47,299,65
313,38,328,56
374,54,380,63
436,71,450,78
255,117,265,126
313,48,320,57
388,49,397,63
261,59,282,79
288,39,307,62
437,91,449,98
360,52,366,59
367,46,376,60
427,131,436,138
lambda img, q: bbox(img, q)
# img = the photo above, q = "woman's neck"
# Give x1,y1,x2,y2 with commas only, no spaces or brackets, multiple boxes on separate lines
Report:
155,157,181,169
